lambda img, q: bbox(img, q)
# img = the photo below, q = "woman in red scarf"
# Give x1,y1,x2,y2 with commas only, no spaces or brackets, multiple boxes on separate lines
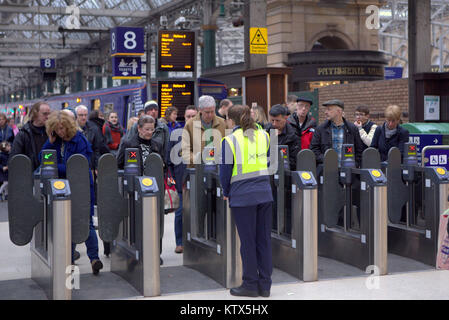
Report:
102,111,124,156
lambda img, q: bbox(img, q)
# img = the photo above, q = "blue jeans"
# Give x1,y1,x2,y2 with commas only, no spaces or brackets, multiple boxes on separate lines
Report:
72,217,99,263
175,192,183,246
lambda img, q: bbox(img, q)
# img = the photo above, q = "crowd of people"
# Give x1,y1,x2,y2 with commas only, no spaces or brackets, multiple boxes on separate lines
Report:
4,94,409,297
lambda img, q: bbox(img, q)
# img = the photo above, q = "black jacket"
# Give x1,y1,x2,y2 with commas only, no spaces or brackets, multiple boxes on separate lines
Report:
370,123,410,162
310,118,363,167
0,151,8,182
80,121,109,169
265,121,301,170
117,133,164,170
10,122,48,170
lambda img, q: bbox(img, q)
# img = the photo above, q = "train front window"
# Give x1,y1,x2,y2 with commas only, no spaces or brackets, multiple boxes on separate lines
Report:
91,99,101,111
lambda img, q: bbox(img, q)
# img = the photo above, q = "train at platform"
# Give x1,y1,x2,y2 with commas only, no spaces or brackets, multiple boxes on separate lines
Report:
1,77,227,127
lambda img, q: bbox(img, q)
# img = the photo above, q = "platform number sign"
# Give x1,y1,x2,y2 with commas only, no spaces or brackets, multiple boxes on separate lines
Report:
110,27,144,56
40,58,55,69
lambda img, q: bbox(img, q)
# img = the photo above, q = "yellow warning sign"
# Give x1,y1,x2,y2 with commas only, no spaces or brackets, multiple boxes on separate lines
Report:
437,167,446,176
250,28,268,54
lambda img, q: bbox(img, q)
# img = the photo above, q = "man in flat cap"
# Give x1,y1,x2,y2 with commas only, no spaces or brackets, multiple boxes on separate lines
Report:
310,99,363,166
287,96,317,149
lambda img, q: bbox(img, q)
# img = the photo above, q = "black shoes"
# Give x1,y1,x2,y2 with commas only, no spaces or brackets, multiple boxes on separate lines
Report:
230,286,259,297
229,286,271,297
259,289,270,298
91,259,103,275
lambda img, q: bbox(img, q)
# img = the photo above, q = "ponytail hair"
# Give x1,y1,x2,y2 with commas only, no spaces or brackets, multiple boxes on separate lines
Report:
228,104,257,140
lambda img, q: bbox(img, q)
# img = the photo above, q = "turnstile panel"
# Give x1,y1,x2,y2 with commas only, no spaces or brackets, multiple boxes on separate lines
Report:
323,149,345,228
362,147,381,169
143,153,164,239
97,154,128,242
296,149,316,178
387,148,409,224
8,154,43,246
66,154,90,244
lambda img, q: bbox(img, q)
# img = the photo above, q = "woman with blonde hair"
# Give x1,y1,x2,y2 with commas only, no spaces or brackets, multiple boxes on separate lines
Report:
250,105,268,128
41,110,103,275
370,104,409,162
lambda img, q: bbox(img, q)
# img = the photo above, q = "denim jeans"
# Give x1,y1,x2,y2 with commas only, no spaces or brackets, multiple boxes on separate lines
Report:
175,192,183,246
72,217,99,263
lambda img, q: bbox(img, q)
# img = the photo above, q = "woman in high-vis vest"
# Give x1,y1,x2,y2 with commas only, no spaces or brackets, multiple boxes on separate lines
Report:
219,104,274,298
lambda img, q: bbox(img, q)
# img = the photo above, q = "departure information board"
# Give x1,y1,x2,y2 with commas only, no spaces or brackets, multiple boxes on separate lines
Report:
158,80,195,119
158,30,195,72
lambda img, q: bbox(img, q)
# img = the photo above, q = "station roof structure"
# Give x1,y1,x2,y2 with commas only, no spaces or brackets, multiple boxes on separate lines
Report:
0,0,244,94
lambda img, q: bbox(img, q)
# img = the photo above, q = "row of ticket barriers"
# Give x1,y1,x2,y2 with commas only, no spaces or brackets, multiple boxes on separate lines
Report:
7,143,449,300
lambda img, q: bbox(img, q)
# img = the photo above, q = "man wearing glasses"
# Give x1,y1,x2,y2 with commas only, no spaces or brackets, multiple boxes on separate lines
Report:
353,105,377,152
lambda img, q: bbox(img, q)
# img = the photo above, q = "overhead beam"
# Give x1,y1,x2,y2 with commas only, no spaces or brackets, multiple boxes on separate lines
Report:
0,37,91,45
0,55,56,60
0,62,39,67
0,47,73,54
0,24,109,32
0,5,151,18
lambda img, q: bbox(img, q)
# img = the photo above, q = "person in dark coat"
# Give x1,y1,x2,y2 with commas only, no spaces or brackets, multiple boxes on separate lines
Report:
167,106,198,254
265,104,301,170
310,99,363,167
117,115,165,265
76,105,111,257
287,96,317,150
10,101,50,171
0,113,14,144
220,104,273,298
0,141,10,197
76,105,109,169
370,104,409,162
41,110,103,275
102,111,124,156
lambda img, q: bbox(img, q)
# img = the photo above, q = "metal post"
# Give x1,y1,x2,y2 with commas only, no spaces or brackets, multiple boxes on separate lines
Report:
373,185,388,276
302,188,318,282
225,202,242,288
142,195,160,297
51,199,71,300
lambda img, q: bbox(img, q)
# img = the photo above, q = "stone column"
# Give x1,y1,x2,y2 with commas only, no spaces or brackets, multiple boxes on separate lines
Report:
408,0,431,122
244,0,267,70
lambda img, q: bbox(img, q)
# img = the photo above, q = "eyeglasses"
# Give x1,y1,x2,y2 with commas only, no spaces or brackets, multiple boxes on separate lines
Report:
355,113,367,117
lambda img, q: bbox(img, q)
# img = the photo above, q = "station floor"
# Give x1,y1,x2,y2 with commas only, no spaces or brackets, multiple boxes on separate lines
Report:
1,201,449,300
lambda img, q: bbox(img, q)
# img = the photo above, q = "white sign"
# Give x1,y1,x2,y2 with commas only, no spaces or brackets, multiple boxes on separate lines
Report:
424,95,440,121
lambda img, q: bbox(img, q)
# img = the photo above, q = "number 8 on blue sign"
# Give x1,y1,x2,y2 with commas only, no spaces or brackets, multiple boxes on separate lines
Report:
110,27,144,56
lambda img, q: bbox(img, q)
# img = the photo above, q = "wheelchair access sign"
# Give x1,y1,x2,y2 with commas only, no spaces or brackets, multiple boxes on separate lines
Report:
422,146,449,171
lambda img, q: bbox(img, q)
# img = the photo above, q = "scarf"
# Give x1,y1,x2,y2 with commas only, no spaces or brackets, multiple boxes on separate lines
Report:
103,121,124,145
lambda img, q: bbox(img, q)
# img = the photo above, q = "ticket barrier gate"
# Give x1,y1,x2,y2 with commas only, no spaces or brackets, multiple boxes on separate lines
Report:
8,150,91,300
97,148,161,297
183,147,242,288
387,143,449,266
271,146,318,281
318,146,388,274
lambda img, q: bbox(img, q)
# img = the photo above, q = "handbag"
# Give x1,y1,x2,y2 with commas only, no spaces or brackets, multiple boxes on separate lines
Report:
436,208,449,269
164,169,179,214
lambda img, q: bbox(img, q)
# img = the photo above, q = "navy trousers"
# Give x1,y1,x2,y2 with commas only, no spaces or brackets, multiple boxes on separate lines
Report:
231,201,273,292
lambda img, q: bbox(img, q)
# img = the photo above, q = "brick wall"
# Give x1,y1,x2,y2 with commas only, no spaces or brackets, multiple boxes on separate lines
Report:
317,78,409,125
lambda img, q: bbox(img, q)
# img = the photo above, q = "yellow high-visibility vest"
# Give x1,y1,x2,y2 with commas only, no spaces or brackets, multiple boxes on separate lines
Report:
223,127,270,184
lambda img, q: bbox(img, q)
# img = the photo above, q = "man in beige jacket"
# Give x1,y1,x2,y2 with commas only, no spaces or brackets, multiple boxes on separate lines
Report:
182,95,226,168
